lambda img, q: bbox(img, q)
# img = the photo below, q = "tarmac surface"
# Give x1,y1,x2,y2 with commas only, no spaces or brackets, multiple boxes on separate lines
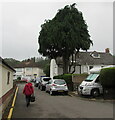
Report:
11,83,114,119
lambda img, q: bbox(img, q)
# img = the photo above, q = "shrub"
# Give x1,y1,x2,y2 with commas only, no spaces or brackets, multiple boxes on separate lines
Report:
99,67,115,88
17,77,21,80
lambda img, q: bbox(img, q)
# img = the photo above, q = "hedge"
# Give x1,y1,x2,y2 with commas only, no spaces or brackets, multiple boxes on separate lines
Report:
99,67,115,88
53,74,73,91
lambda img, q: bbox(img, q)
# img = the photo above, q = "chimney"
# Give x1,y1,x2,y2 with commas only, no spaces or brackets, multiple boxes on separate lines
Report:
105,48,110,53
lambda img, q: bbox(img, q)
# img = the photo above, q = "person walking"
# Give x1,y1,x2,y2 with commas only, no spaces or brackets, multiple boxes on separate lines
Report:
23,82,34,107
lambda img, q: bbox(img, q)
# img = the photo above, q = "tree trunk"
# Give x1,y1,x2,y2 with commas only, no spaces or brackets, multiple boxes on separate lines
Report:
63,57,69,74
69,54,74,73
71,50,79,74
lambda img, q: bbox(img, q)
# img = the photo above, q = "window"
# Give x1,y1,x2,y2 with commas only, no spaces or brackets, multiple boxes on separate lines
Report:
85,74,99,82
89,66,93,69
54,80,66,85
43,78,51,81
90,52,100,58
26,68,32,71
16,68,22,72
7,72,10,84
48,80,52,84
95,76,100,83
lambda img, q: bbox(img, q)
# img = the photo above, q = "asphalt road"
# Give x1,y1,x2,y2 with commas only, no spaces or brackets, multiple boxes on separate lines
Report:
12,83,113,119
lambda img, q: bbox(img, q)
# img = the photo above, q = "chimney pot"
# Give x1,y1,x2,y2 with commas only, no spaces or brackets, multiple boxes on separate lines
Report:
105,48,110,53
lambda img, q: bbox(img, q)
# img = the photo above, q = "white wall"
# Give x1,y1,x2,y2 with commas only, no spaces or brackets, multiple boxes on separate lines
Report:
0,64,2,98
15,67,45,79
1,65,14,97
0,64,2,120
0,63,14,119
15,68,24,78
50,59,58,78
57,64,109,75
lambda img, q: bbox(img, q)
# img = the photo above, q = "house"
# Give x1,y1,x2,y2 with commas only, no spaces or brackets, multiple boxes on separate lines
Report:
14,59,45,80
0,57,15,119
50,49,114,78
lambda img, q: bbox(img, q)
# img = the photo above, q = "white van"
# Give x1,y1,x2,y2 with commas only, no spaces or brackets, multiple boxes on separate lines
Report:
78,65,114,97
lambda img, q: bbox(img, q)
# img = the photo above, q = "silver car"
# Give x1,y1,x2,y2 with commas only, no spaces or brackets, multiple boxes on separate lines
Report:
38,77,51,91
46,79,68,95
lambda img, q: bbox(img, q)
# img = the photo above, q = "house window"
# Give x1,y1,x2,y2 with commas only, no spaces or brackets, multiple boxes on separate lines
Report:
16,68,22,72
26,68,32,71
90,52,100,58
7,72,10,84
89,66,93,69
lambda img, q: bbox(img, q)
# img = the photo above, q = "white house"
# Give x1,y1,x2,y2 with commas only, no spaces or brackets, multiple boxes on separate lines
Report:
14,60,45,80
0,57,15,119
50,49,114,78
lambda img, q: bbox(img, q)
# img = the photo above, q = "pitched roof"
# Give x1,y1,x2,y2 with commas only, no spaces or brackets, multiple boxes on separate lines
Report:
0,57,16,72
75,52,114,65
14,60,42,68
56,51,114,65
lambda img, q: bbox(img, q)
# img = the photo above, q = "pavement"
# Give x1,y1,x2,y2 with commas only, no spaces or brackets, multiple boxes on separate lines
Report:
68,91,114,103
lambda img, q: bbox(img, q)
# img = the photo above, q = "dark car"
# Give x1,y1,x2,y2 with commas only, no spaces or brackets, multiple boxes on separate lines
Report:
38,77,51,91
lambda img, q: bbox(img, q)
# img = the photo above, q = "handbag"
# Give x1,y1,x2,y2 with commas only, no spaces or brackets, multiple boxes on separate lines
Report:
30,95,35,102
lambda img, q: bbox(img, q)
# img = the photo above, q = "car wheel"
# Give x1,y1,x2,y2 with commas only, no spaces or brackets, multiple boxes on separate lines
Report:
40,86,43,91
91,89,100,97
38,84,40,89
50,90,53,95
45,89,48,93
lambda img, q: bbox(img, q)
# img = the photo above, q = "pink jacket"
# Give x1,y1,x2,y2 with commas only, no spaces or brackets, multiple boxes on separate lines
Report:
23,83,34,96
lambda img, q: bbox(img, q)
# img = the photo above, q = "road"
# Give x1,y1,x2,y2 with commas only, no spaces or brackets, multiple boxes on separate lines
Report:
12,83,113,119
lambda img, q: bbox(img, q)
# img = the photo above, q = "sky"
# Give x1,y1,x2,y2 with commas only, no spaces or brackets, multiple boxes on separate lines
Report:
0,0,114,61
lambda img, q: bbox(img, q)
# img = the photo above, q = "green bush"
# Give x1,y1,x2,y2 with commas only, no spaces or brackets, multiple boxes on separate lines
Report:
17,77,21,80
54,74,73,91
99,67,115,88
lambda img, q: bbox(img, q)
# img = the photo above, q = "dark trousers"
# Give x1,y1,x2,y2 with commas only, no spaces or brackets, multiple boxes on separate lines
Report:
25,95,31,106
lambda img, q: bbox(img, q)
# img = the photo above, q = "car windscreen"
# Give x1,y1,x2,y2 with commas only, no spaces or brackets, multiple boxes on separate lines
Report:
85,74,99,82
43,78,51,81
54,80,66,85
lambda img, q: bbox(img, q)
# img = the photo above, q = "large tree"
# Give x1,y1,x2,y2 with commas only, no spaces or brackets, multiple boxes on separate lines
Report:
38,3,93,74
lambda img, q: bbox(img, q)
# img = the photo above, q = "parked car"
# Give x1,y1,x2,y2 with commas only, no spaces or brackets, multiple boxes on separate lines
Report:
45,79,68,95
20,77,31,83
34,77,40,87
38,77,51,91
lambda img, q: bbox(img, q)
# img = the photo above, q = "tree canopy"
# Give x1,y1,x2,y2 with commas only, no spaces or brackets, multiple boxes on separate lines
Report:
38,3,93,74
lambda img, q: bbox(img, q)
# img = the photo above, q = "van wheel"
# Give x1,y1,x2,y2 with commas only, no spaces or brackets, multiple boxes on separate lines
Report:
91,89,100,97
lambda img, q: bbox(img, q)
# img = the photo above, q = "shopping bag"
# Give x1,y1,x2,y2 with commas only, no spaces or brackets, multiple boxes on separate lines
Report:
30,95,35,102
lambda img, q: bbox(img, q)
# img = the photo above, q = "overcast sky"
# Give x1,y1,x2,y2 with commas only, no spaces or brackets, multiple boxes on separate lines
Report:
0,1,113,61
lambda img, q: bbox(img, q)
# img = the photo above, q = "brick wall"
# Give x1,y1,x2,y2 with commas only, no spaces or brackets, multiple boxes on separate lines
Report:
72,74,88,90
0,85,16,118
